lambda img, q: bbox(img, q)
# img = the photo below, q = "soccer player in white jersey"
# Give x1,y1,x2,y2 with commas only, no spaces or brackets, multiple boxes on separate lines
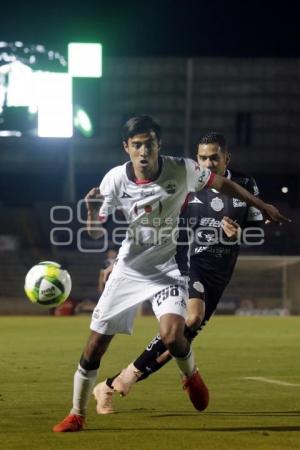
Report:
93,132,265,414
53,116,288,432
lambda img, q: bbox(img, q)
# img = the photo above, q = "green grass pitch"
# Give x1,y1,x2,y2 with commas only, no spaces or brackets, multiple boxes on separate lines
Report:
1,315,299,450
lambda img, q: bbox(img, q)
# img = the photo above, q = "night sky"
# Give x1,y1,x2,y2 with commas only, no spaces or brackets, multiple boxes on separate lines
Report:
1,0,300,57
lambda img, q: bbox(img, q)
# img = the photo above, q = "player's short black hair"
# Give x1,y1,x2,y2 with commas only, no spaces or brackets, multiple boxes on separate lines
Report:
198,132,228,152
122,115,161,142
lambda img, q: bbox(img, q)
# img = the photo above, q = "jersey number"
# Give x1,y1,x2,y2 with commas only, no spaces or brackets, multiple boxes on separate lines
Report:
155,285,180,306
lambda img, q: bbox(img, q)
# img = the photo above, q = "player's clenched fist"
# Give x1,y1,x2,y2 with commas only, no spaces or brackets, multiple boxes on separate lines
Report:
221,216,241,239
102,264,114,284
85,187,103,213
85,187,106,239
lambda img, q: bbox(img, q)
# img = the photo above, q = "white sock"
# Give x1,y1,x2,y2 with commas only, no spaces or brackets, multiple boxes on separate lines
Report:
70,364,98,416
174,349,196,377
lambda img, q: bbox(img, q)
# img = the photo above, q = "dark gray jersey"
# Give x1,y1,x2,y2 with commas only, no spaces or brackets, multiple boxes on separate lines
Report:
177,169,263,283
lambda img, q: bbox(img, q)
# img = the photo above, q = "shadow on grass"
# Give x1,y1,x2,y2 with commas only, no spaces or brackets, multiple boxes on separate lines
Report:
152,410,300,418
85,425,300,432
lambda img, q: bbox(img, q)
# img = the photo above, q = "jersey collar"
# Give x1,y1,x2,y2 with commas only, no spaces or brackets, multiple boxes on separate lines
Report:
125,156,163,184
210,168,231,193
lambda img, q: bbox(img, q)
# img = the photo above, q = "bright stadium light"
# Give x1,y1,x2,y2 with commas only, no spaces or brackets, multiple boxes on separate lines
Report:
74,106,93,137
68,43,102,77
6,61,34,107
0,41,101,138
35,72,73,137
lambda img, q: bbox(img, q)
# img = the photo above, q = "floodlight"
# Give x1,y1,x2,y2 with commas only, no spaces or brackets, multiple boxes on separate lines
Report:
35,72,73,137
6,61,34,107
68,43,102,77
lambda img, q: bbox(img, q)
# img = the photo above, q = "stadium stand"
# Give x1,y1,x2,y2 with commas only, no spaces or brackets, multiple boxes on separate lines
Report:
0,57,299,314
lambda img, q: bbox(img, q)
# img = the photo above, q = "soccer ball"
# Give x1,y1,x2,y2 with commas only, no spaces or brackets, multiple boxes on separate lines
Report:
24,261,72,307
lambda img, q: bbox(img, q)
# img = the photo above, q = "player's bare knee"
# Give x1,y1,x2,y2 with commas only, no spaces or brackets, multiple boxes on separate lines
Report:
160,326,186,354
160,329,178,349
159,314,186,353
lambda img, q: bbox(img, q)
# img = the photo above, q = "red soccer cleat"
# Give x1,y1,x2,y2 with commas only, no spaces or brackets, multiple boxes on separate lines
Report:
182,369,209,411
52,414,85,432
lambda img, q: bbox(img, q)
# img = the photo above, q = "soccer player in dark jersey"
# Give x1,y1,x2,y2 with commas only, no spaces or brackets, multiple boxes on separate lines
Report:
93,132,265,414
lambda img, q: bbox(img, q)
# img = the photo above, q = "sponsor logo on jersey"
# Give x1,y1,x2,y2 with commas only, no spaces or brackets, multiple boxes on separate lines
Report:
210,197,224,212
163,180,177,194
120,191,132,198
194,246,207,254
197,230,216,242
140,189,156,198
194,246,231,256
200,217,222,227
233,198,247,208
247,207,263,221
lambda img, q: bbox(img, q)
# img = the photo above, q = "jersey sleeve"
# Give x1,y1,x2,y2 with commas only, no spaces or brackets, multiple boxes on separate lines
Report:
98,170,118,222
184,158,215,192
245,176,264,223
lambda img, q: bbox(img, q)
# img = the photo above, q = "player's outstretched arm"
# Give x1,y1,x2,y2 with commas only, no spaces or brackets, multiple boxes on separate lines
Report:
210,175,290,225
85,187,105,239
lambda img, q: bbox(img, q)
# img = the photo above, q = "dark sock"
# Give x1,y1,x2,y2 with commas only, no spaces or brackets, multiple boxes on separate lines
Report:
106,373,120,388
133,334,167,372
184,325,199,342
136,326,199,380
79,354,100,371
138,357,172,381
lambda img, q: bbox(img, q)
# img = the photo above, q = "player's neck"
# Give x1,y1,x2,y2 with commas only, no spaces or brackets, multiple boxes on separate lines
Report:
133,160,160,181
215,168,227,177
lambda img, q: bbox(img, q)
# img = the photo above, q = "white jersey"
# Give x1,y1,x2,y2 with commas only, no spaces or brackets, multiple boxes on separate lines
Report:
98,156,213,280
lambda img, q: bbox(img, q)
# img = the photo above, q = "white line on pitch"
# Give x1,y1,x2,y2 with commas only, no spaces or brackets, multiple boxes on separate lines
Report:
243,377,300,387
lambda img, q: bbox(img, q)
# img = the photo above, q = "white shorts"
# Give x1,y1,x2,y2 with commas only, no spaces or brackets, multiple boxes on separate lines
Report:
90,263,188,335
